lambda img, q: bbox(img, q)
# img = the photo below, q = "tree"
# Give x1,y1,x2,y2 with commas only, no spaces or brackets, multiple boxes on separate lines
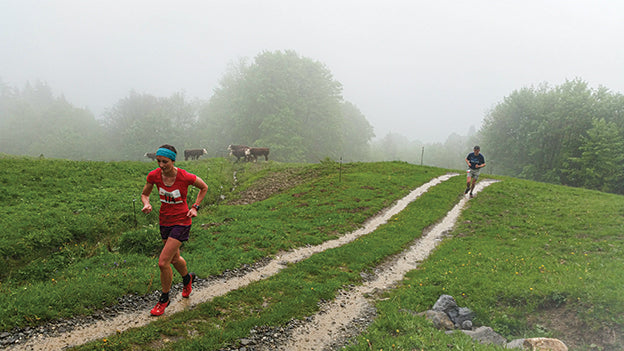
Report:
340,101,375,162
370,133,412,161
566,118,624,193
199,50,364,162
0,81,105,159
103,91,200,160
481,79,624,194
195,58,251,156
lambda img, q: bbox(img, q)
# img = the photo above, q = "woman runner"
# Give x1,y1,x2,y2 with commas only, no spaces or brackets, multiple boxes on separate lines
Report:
141,144,208,316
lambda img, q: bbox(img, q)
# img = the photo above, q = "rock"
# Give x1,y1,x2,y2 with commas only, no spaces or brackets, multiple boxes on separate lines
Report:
506,339,525,349
427,296,567,351
460,326,507,345
461,320,473,330
523,337,568,351
432,295,475,328
450,306,475,328
425,310,454,330
432,294,457,313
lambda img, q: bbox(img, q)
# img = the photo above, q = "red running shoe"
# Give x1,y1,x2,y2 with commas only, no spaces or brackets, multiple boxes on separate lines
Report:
182,272,196,298
150,300,170,316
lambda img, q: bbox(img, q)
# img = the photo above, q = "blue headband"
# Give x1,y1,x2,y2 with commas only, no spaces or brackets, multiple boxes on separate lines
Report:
156,148,176,161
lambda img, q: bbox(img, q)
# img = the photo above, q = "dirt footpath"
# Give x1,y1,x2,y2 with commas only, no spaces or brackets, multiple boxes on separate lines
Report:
270,178,498,351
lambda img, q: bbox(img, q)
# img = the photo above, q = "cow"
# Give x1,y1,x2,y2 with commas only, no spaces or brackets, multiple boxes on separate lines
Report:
184,148,208,161
144,152,157,160
246,147,270,162
227,144,250,162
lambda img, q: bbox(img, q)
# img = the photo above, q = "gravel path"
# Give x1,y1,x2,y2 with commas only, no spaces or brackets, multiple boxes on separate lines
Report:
256,178,498,351
5,174,497,351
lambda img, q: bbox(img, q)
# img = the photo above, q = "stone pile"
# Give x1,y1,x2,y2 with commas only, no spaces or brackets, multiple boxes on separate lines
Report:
421,294,568,351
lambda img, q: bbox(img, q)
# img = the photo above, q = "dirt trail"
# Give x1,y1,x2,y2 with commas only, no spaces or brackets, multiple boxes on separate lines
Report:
10,173,490,351
274,178,498,351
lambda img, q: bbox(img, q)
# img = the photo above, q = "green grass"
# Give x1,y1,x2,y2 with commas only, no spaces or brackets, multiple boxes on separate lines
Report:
342,178,624,351
0,156,449,332
2,156,623,350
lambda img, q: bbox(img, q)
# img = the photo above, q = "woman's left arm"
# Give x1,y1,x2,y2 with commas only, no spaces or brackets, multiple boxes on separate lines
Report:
188,177,209,217
193,177,208,205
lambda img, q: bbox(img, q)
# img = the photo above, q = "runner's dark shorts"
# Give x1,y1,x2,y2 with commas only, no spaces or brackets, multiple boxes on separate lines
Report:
160,225,191,242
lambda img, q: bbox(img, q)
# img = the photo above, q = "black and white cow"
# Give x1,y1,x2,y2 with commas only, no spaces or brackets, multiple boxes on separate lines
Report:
227,144,250,162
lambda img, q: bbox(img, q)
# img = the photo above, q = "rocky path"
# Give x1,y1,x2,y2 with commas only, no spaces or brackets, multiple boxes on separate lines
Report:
267,178,498,351
8,174,497,351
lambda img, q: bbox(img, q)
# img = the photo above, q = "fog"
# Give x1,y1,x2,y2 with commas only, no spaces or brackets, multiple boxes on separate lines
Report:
1,0,623,143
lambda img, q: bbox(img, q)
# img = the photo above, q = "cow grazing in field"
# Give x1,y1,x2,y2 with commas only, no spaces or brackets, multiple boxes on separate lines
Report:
227,144,250,162
184,148,208,161
246,147,270,162
144,152,157,160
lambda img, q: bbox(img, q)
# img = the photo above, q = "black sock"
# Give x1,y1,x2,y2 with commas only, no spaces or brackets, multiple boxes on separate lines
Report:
159,291,169,303
183,274,191,286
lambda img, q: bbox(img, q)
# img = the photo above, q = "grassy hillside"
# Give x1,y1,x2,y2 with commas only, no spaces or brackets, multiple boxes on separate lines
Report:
344,178,624,350
0,156,448,329
1,156,622,350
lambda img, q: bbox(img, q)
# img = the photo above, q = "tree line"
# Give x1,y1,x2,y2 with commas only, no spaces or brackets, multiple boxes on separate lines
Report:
2,52,623,194
0,50,374,163
481,79,624,194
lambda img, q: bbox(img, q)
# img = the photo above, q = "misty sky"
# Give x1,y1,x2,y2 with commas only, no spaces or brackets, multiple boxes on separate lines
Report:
1,1,623,143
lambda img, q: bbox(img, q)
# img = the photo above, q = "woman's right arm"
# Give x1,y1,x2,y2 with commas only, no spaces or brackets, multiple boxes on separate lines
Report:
141,183,154,214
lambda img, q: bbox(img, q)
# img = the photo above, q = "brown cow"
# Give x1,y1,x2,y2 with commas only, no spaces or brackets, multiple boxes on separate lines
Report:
184,148,207,160
246,147,270,162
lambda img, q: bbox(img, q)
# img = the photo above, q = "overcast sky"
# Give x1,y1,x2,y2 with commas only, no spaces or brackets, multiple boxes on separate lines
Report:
1,1,623,143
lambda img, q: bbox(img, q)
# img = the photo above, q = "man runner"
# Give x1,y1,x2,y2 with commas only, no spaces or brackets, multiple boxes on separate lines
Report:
465,145,486,198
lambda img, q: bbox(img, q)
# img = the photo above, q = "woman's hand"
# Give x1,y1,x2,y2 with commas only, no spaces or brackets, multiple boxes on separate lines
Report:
187,207,198,218
142,203,152,214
